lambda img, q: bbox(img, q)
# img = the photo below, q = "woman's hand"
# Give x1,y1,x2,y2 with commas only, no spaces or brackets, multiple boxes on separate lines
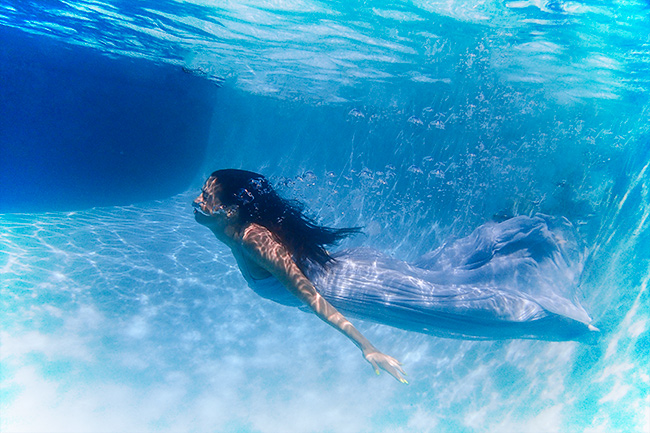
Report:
363,349,408,384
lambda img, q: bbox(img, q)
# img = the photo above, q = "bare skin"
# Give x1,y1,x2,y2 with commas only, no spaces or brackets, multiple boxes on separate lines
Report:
194,176,407,383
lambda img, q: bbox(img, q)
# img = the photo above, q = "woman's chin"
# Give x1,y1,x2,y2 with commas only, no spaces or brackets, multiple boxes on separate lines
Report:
194,209,211,225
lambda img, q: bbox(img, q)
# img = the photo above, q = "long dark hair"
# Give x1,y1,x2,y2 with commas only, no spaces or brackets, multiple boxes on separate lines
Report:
210,169,361,269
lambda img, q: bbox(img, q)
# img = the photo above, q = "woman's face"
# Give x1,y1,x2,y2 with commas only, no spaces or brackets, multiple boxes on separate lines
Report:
193,177,232,228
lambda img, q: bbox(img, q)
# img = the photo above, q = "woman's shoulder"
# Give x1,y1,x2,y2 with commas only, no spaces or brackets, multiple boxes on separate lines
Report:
241,223,276,246
240,223,290,261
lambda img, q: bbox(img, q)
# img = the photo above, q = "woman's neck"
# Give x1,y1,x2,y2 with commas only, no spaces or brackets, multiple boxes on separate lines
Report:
210,222,246,248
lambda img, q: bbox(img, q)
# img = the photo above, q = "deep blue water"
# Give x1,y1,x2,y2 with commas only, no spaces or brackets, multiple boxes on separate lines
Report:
1,1,649,432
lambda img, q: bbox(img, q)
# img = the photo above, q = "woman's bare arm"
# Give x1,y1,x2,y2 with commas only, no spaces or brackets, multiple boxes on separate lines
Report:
240,223,407,383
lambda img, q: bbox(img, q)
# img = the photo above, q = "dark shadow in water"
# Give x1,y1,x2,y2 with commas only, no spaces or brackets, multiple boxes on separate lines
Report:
0,27,218,212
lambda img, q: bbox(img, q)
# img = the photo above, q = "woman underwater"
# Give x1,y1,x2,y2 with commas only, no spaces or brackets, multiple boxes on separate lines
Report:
193,169,597,383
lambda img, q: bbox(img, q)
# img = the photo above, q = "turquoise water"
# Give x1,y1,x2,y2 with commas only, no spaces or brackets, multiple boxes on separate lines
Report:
1,1,649,432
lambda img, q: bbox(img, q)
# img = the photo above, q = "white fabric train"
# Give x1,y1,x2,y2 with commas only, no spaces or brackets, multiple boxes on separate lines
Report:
244,215,596,341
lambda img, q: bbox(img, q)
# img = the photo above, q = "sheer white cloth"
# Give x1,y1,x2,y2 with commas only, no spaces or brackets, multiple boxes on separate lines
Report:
245,215,594,341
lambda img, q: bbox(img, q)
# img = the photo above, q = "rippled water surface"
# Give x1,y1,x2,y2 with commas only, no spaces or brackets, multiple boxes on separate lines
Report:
2,0,649,101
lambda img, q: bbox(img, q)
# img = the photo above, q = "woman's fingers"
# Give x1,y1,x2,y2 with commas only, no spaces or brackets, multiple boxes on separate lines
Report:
367,352,408,384
387,363,408,384
389,356,406,375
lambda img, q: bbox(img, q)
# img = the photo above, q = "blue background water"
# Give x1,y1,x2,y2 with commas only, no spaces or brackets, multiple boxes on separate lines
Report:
1,1,649,432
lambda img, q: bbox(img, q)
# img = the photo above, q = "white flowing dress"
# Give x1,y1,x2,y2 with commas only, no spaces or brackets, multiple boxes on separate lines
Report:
241,215,595,341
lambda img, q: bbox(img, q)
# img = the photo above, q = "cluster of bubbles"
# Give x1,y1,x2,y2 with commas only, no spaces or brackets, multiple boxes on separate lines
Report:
267,72,646,259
